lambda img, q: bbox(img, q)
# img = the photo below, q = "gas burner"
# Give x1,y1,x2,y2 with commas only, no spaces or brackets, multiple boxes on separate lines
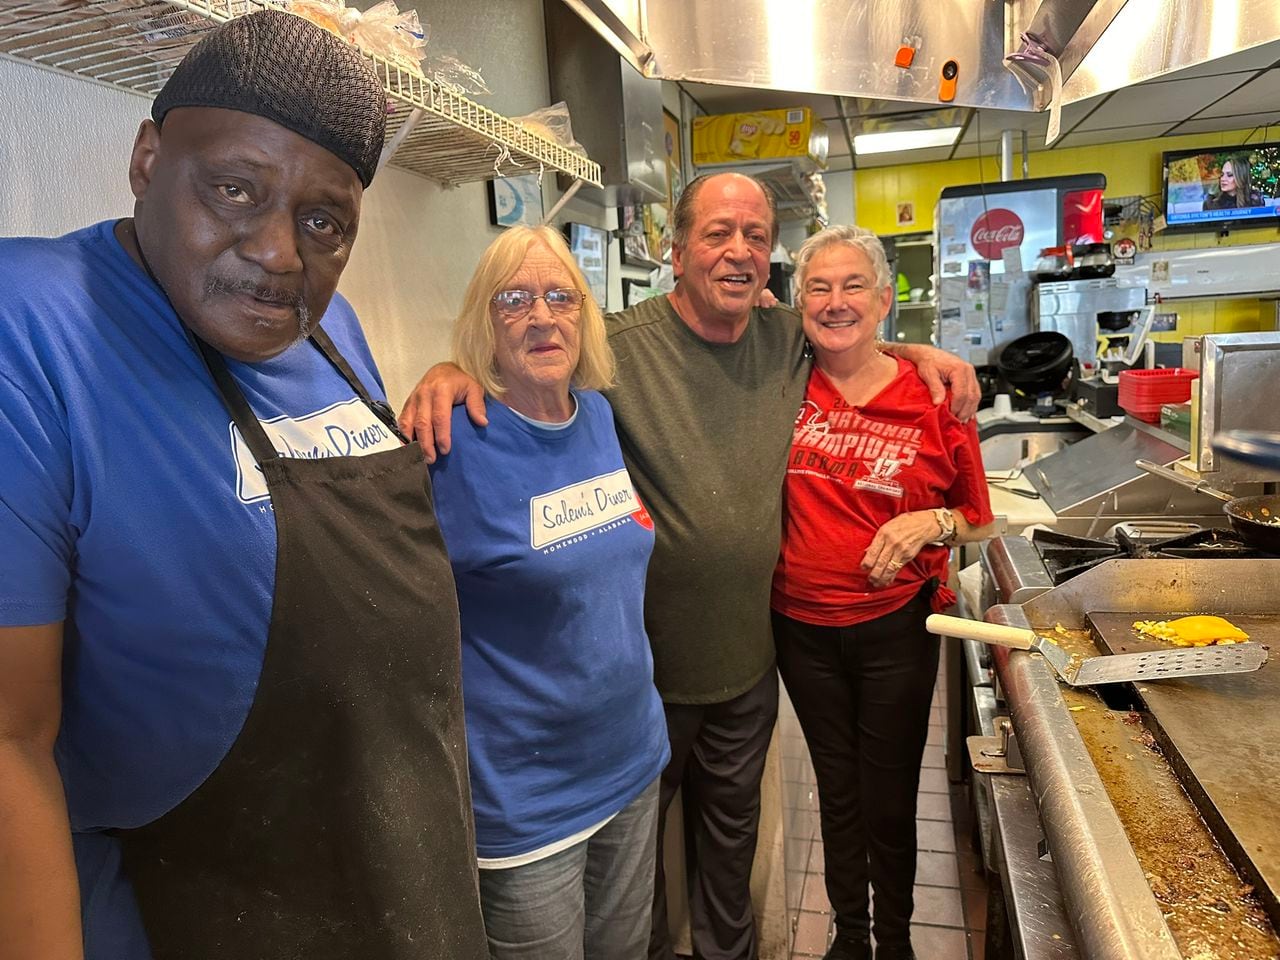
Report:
1031,527,1271,585
1031,530,1123,584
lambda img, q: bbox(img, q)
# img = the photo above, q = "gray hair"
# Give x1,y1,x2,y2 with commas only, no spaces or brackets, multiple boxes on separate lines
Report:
793,224,891,295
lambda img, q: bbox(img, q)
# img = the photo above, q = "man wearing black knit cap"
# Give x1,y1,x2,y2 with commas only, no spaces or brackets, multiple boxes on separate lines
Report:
0,11,487,960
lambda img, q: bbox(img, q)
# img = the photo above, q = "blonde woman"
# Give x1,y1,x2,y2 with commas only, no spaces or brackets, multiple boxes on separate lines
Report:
428,226,668,960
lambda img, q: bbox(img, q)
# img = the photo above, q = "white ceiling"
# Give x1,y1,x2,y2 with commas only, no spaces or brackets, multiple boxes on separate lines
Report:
678,38,1280,173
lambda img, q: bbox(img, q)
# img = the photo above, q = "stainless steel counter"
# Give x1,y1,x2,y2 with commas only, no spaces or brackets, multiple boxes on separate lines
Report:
968,559,1280,959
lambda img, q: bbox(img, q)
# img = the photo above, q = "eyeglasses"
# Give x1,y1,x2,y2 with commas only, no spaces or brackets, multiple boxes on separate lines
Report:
491,287,584,320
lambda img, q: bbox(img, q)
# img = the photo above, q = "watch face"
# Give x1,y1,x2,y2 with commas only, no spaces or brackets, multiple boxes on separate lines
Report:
936,508,956,540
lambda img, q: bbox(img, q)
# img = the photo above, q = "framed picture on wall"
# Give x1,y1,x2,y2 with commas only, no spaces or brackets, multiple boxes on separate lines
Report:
663,109,684,210
488,174,544,228
619,203,660,269
564,222,608,308
643,203,670,264
622,277,660,309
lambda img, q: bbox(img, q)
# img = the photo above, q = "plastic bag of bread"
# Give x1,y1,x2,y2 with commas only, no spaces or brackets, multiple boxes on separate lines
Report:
349,0,426,77
285,0,355,38
512,103,588,157
428,53,490,97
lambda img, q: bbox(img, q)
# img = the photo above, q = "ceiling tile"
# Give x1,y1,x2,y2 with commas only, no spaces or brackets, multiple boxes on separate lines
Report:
959,95,1104,145
950,137,1047,159
959,109,1046,144
1167,111,1280,137
1052,122,1177,149
1195,69,1280,119
1058,94,1109,133
1075,74,1248,130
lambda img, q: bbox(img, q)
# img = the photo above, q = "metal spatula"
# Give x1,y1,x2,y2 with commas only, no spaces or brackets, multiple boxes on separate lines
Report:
925,614,1268,686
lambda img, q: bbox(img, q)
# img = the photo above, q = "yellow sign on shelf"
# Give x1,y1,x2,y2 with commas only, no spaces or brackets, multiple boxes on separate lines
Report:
692,108,825,165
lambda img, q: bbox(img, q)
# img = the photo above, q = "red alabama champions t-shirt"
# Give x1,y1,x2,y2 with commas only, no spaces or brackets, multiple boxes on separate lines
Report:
771,357,993,627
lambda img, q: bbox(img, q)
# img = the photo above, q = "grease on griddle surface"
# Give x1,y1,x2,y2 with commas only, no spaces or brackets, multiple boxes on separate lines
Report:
1054,627,1280,959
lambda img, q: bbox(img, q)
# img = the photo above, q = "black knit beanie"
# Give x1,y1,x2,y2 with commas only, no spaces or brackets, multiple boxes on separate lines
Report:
152,9,386,187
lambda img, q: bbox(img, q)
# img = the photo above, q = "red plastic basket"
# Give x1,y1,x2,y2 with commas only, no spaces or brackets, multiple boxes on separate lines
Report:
1118,368,1198,423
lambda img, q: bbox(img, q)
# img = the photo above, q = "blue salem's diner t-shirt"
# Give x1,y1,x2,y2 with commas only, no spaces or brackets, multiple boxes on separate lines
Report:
0,221,400,958
430,393,669,860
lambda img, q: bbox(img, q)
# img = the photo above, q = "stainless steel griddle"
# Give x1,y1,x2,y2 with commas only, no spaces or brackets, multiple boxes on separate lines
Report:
979,557,1280,960
1086,611,1280,929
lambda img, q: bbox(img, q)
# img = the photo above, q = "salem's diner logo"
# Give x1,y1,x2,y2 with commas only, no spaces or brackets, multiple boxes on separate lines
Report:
529,469,648,549
970,208,1024,260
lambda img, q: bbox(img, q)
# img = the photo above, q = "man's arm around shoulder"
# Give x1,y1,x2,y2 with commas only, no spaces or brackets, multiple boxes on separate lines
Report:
880,341,981,420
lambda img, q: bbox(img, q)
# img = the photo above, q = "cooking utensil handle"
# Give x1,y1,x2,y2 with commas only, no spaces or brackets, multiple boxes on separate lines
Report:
925,614,1036,650
1134,459,1233,502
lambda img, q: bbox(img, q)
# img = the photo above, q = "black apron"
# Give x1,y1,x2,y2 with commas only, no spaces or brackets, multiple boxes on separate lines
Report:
117,327,488,960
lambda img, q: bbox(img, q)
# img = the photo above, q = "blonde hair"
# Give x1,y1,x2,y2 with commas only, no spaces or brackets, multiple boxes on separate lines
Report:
452,225,614,397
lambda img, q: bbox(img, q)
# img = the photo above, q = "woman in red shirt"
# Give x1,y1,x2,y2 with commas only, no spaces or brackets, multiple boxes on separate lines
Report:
771,225,994,960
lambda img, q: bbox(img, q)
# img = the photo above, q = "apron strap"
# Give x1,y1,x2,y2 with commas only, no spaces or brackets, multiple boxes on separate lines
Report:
190,334,282,466
188,325,410,466
309,327,410,444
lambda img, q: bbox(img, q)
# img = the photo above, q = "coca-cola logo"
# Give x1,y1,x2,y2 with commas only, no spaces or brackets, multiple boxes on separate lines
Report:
970,209,1025,260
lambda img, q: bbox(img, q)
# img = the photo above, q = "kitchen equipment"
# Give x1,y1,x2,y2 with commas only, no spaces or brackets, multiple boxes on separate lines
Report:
974,558,1280,956
935,175,1106,365
995,330,1074,401
1185,331,1280,480
1070,241,1115,279
1034,275,1148,370
926,613,1267,686
1213,429,1280,471
1097,309,1138,332
1033,245,1073,280
1070,375,1122,416
1136,459,1280,552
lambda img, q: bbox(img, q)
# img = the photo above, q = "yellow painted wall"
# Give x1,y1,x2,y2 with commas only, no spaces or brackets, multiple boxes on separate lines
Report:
852,127,1280,340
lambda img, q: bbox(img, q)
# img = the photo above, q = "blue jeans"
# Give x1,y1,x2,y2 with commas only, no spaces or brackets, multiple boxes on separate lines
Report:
478,778,660,960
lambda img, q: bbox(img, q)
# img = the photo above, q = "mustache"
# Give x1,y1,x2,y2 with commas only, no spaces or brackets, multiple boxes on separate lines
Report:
203,275,314,339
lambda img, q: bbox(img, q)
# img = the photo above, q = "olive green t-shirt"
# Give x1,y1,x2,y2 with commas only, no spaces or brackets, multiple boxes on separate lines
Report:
604,296,809,704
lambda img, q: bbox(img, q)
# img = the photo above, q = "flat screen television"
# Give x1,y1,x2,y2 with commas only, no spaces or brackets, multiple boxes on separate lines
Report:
1162,143,1280,228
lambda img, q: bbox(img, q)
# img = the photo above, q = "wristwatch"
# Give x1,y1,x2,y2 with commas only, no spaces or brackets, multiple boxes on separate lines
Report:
933,507,957,545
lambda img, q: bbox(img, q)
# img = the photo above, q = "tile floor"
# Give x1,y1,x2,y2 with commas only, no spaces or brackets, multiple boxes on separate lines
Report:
780,662,990,960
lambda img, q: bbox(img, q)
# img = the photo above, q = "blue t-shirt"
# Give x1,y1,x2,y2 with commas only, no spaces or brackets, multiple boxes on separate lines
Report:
0,221,401,958
429,393,669,859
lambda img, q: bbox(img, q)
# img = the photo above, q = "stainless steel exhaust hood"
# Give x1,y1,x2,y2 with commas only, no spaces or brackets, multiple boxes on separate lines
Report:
546,0,668,205
558,0,1280,113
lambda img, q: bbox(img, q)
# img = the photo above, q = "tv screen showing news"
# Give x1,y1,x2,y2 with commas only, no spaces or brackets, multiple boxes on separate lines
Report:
1163,144,1280,227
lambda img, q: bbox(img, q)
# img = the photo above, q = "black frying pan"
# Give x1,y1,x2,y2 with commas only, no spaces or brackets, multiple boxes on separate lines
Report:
1136,459,1280,554
1220,494,1280,553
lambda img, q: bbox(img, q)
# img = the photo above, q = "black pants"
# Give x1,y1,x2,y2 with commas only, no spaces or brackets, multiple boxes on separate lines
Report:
772,591,939,948
649,668,779,960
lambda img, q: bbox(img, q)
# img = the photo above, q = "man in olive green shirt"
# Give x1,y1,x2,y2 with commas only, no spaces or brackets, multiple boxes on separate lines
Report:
401,173,978,960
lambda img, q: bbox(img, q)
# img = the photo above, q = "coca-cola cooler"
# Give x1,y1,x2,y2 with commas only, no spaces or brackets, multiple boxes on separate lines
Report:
934,174,1105,367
